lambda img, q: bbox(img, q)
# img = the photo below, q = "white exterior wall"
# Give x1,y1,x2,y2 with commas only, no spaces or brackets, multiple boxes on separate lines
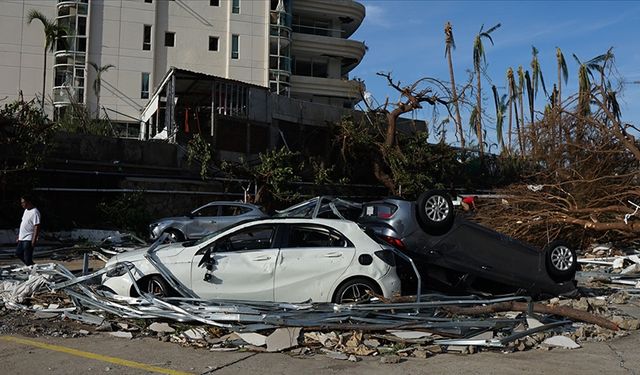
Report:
227,0,268,86
0,1,57,110
0,0,363,124
0,0,269,122
89,0,155,121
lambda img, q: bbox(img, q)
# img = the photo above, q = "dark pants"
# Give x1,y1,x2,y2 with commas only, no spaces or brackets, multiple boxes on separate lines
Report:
15,241,34,266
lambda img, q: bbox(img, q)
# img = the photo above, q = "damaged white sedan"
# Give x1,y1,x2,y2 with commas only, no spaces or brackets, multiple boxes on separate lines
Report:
101,218,401,303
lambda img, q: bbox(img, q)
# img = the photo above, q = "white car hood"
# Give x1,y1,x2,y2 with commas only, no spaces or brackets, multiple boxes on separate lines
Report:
107,242,185,265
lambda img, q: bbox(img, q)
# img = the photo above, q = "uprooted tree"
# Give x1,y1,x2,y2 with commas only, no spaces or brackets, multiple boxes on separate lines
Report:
336,73,458,196
475,49,640,247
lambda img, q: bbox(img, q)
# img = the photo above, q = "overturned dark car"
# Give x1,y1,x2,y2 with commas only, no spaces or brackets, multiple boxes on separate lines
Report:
358,192,578,298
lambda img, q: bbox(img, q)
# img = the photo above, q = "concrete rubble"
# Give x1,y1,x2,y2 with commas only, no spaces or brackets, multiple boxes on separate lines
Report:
0,259,639,361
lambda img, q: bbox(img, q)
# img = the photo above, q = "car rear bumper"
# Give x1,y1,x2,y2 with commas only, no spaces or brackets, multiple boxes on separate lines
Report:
377,270,402,299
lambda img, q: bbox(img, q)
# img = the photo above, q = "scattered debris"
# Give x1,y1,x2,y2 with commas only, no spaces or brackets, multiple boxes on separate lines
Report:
322,349,349,360
108,331,133,339
236,332,267,347
266,327,301,352
542,335,581,349
148,322,175,334
0,260,638,360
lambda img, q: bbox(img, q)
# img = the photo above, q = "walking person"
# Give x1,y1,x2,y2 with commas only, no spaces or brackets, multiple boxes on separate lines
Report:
15,195,40,266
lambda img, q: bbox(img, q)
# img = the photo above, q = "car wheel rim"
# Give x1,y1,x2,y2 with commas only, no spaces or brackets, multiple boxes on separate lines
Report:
551,246,573,271
165,232,179,243
339,283,373,303
425,195,449,222
147,279,166,297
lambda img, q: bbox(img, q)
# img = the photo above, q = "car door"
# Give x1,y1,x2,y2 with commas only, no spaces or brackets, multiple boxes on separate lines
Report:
190,224,279,301
187,204,220,238
274,224,355,303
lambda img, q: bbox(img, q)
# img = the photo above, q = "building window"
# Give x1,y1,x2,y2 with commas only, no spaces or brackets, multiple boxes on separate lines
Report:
143,25,152,50
209,36,219,51
210,0,219,6
231,34,239,59
165,32,175,47
232,0,240,13
141,72,150,99
144,0,152,3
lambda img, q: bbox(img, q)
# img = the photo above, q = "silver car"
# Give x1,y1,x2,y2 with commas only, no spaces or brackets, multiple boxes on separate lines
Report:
149,201,267,242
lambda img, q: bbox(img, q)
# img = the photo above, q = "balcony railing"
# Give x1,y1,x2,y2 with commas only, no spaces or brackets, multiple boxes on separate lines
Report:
292,24,343,38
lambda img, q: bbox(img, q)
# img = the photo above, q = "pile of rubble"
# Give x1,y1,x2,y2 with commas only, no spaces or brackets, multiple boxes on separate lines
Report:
0,262,639,361
578,244,640,292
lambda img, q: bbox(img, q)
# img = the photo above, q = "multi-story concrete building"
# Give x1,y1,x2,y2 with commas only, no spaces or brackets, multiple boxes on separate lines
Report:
0,0,365,127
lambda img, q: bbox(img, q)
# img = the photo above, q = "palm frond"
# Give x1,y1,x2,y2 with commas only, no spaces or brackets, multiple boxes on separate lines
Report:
517,66,525,92
27,10,52,27
557,47,568,83
444,22,455,57
525,71,534,122
469,107,478,131
530,45,547,97
492,85,505,148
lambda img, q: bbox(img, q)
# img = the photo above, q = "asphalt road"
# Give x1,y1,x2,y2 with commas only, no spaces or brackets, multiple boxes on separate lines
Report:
0,330,638,375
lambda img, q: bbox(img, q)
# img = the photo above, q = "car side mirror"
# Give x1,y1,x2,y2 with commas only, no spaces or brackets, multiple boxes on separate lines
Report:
197,246,215,268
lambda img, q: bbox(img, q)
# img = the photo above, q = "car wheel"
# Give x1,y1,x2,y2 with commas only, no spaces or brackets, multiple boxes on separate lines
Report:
163,229,184,243
544,240,577,282
333,278,380,304
144,275,173,298
416,190,455,233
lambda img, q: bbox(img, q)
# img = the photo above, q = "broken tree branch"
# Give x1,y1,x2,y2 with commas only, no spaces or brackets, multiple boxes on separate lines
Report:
442,301,619,331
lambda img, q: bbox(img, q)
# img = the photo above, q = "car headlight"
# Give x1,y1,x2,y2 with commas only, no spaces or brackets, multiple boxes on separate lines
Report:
105,262,135,278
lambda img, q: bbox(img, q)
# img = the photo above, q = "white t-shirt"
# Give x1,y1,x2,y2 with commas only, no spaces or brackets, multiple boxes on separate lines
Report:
18,208,41,241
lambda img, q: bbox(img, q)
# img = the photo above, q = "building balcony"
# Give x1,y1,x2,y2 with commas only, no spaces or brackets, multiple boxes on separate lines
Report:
292,0,364,38
52,86,72,106
292,33,365,75
289,75,362,100
53,85,84,106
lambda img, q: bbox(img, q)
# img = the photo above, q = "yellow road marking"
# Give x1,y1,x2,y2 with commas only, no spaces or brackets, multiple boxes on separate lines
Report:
0,336,193,375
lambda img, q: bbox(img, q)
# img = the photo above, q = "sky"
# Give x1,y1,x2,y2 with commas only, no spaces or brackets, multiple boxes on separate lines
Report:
350,0,640,146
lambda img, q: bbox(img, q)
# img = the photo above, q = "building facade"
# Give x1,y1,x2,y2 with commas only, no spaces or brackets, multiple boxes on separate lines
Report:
0,0,365,127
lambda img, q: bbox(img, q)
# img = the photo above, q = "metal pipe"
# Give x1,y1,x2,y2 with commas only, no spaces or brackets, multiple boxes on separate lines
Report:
389,247,422,307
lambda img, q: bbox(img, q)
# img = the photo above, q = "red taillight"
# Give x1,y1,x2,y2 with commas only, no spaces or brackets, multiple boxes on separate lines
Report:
379,235,407,251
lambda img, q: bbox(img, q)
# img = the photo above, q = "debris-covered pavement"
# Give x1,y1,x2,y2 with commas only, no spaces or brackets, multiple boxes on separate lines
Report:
1,251,639,363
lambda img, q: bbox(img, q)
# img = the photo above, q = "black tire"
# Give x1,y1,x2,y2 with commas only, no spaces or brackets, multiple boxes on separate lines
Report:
143,275,173,298
332,278,381,304
416,190,455,233
544,240,577,282
163,229,185,243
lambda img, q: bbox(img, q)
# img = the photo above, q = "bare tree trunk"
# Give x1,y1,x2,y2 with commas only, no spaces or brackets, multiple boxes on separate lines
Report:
447,53,464,150
476,68,484,155
507,87,513,153
41,48,47,112
518,90,525,156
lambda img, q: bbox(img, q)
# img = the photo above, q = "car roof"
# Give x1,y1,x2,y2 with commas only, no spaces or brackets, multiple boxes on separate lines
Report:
243,217,358,226
201,201,259,206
